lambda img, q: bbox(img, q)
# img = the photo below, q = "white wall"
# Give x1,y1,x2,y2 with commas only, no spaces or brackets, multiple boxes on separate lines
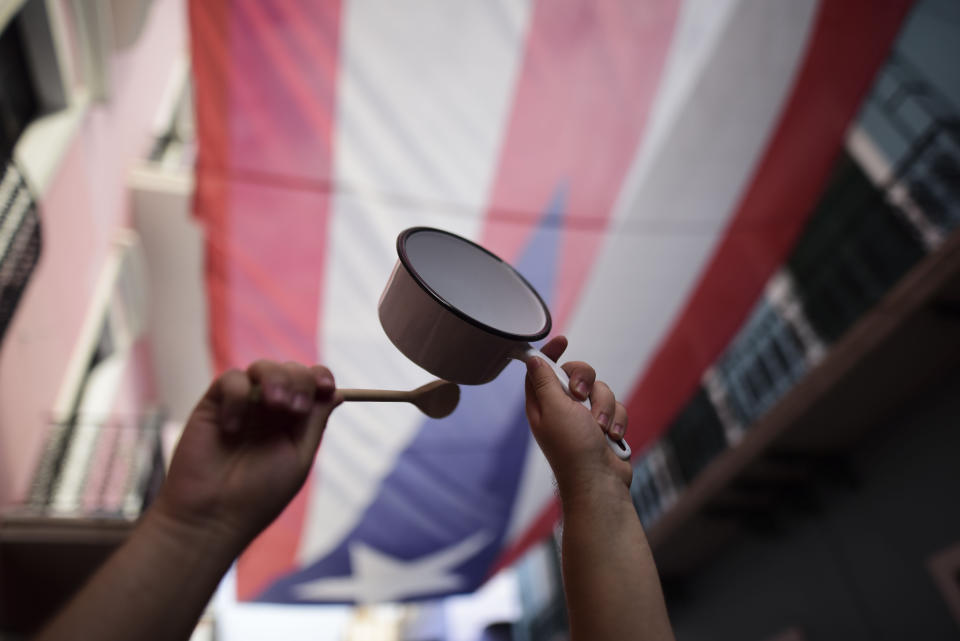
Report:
130,167,212,423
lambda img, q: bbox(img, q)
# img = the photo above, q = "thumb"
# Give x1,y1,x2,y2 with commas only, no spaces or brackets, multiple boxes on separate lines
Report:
297,392,343,464
525,355,568,408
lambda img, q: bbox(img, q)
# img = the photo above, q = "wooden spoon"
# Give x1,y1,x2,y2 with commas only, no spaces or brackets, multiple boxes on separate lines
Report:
340,380,460,419
250,380,461,419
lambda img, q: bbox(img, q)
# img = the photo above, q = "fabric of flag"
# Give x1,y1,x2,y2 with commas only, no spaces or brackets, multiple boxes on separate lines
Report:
188,0,911,603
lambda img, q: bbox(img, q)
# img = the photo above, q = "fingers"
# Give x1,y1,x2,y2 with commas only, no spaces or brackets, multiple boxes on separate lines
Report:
524,353,568,407
537,337,595,402
310,365,336,400
524,373,541,425
217,369,252,435
559,361,627,439
525,337,567,424
244,361,340,459
590,380,617,434
539,335,568,362
299,386,343,464
248,359,292,408
208,360,343,463
561,361,596,402
248,360,316,414
300,366,339,455
284,361,321,413
525,335,572,409
610,401,628,441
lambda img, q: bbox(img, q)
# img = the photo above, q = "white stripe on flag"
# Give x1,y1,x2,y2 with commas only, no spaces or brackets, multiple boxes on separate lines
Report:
300,0,534,564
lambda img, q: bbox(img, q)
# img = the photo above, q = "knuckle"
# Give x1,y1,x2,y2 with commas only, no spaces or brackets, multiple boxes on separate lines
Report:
310,365,334,382
220,368,247,389
311,364,331,374
284,360,307,374
268,371,290,386
219,371,249,401
285,362,313,385
211,369,243,398
309,366,336,393
567,362,595,382
222,368,245,382
592,382,616,421
247,359,273,376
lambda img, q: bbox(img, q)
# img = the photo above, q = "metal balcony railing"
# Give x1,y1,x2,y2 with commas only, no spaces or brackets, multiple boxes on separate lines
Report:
0,159,41,343
20,412,165,520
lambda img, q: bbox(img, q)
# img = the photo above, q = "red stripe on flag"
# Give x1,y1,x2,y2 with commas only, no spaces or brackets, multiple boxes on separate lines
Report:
189,0,344,601
624,0,914,453
189,0,231,371
480,0,680,327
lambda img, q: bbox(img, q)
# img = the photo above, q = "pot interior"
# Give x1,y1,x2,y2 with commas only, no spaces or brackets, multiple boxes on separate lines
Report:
401,228,550,339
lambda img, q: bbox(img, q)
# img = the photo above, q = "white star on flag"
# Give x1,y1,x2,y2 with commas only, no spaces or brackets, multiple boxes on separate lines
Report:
293,531,492,603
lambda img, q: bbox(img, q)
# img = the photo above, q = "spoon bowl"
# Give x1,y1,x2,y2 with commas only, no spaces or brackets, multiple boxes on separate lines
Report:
407,380,461,419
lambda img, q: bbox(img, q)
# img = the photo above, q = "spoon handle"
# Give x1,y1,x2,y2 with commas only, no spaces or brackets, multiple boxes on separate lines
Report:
339,388,411,402
249,384,410,404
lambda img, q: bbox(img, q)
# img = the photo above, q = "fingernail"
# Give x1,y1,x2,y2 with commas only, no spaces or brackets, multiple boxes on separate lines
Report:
597,412,610,428
267,384,289,404
316,375,334,390
611,422,624,439
291,393,311,412
526,357,541,371
574,380,588,399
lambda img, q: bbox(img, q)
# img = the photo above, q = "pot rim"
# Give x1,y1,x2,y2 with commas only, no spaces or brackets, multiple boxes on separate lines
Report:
396,226,552,342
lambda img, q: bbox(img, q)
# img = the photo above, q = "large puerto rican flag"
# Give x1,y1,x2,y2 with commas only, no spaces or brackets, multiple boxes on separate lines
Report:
188,0,911,603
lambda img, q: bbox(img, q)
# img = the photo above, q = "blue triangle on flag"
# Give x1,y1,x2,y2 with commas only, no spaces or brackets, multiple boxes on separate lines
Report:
259,184,568,603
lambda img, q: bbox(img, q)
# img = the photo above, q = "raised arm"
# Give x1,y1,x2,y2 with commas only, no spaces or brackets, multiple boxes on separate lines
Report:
36,361,342,641
524,336,675,641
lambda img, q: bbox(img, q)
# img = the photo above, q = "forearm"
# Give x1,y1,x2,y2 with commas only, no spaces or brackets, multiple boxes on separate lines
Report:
36,498,242,641
559,473,674,641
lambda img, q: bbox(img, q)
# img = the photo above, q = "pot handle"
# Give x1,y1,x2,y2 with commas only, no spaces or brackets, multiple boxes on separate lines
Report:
522,347,632,461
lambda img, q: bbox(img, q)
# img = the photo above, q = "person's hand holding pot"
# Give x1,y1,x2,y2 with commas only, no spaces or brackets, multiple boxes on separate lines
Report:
524,335,632,501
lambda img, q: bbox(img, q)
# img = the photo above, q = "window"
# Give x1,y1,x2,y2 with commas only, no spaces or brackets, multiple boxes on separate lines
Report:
0,15,40,158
